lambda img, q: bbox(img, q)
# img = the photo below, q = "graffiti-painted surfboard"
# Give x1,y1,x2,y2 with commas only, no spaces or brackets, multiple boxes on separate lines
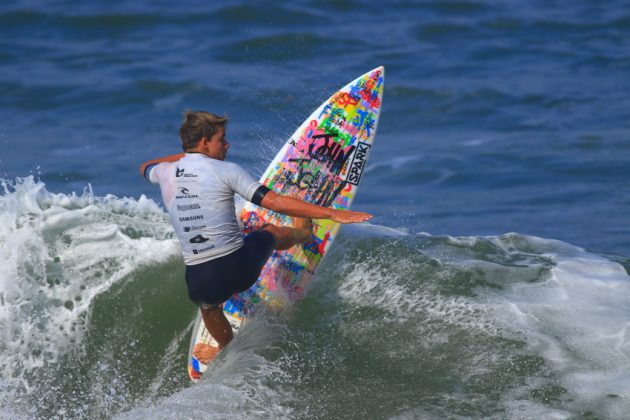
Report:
187,66,385,382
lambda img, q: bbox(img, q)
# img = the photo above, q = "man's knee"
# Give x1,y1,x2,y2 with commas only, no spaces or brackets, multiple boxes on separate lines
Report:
200,303,222,313
261,224,300,250
261,223,281,240
260,223,276,232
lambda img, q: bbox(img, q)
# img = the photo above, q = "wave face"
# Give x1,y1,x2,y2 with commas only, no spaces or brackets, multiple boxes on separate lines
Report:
1,179,629,418
0,178,182,418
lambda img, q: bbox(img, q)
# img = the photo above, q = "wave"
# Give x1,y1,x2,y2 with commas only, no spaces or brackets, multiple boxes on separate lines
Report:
1,178,629,419
0,177,179,417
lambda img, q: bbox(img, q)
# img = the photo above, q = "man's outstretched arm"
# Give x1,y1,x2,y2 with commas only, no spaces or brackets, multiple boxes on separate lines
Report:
139,153,185,179
259,190,372,224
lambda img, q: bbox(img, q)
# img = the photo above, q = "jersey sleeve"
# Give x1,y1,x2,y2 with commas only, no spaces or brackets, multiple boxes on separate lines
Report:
221,162,262,202
146,162,168,184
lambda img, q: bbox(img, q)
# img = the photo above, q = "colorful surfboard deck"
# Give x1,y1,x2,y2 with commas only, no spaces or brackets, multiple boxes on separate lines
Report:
187,66,385,382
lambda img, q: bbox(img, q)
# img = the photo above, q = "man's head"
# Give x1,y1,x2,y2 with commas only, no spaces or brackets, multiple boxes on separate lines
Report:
179,111,228,154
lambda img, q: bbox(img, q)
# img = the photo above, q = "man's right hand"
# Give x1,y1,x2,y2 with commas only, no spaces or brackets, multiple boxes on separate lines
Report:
330,209,373,224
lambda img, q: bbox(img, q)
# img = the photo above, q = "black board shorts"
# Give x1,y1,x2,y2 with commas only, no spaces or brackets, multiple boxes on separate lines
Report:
184,229,276,307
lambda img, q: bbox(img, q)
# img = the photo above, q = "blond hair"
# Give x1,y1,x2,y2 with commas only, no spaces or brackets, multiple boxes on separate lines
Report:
179,111,228,151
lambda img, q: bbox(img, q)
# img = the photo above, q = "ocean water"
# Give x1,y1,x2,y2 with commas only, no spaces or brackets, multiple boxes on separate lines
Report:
1,0,630,418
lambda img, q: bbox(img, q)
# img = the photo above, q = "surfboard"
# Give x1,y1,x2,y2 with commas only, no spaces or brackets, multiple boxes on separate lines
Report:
187,66,385,382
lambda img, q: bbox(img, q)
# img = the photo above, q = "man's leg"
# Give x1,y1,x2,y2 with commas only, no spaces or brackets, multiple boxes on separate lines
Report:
193,304,233,364
200,305,233,348
262,217,313,250
192,217,313,364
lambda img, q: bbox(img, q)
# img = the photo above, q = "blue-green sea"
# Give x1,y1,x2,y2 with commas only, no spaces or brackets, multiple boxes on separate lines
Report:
1,1,630,418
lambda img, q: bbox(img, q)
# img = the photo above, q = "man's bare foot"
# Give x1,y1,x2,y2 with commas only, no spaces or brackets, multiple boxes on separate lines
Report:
292,217,313,242
193,343,221,365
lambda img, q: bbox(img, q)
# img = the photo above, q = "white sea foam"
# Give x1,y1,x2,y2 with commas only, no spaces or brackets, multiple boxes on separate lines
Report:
335,239,498,336
344,221,410,237
117,312,293,419
331,231,630,417
479,234,630,417
503,399,571,419
0,177,179,410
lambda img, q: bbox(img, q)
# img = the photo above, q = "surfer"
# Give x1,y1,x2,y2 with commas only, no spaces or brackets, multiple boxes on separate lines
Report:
140,111,372,363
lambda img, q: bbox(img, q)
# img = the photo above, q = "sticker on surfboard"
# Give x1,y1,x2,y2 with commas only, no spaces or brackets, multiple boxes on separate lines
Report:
187,66,384,382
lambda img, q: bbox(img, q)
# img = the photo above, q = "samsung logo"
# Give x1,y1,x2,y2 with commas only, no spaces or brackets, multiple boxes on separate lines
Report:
179,215,203,222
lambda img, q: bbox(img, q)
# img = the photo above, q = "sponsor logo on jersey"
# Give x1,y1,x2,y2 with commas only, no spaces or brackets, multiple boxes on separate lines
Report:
192,245,215,255
183,225,206,232
347,142,371,186
175,167,197,178
179,215,203,222
177,203,201,211
189,234,209,244
176,187,199,199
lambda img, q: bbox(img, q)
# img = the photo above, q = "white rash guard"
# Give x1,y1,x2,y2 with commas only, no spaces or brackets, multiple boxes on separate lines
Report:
147,153,262,265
